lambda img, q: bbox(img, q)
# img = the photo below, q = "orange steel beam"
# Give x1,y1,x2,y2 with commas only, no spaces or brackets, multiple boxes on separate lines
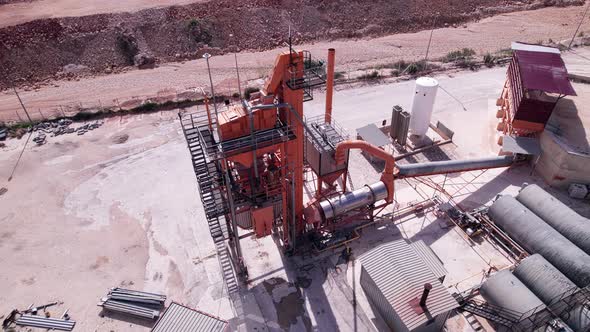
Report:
325,48,336,123
335,140,395,203
261,51,306,245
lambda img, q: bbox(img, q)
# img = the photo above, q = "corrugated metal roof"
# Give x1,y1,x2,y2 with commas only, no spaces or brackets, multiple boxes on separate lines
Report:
356,123,390,147
501,136,541,156
360,239,458,330
410,240,448,280
514,50,577,96
511,42,561,54
151,302,228,332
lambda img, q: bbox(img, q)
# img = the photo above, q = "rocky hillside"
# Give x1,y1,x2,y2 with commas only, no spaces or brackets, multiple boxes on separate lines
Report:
0,0,584,90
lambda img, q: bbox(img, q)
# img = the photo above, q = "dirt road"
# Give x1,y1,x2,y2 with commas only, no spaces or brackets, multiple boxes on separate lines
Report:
1,5,588,122
0,0,209,28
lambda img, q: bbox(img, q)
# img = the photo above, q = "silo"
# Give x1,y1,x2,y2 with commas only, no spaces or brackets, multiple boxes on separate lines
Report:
489,196,590,288
480,269,545,314
408,77,438,136
516,184,590,255
480,270,574,332
514,254,590,332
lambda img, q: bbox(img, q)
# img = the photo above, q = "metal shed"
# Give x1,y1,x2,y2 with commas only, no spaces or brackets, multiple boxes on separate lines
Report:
504,43,576,133
360,239,458,332
151,302,228,332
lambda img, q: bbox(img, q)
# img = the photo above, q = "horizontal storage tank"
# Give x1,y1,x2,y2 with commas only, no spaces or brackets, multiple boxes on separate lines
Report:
516,184,590,255
409,77,438,136
514,254,590,332
481,269,545,315
489,196,590,288
514,254,578,303
481,270,574,332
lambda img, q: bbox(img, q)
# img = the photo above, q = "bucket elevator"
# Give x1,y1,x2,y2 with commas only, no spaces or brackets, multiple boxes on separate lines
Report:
180,47,523,278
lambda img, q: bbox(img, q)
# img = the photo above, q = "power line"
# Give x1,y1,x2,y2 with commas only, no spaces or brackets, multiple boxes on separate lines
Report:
7,131,33,182
13,87,33,123
568,1,590,49
439,84,468,112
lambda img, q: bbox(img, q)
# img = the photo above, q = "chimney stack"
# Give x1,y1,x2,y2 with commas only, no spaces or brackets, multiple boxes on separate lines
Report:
419,283,433,307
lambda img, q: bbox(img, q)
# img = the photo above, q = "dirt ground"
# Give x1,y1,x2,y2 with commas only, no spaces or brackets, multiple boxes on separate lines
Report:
0,112,233,331
0,0,584,90
2,57,589,330
1,5,589,123
0,0,208,28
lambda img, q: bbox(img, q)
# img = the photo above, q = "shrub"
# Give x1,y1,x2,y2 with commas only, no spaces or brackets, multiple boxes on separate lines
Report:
457,58,478,70
244,87,260,100
358,70,381,80
483,53,496,67
439,48,476,63
406,63,419,75
187,18,212,44
117,33,139,65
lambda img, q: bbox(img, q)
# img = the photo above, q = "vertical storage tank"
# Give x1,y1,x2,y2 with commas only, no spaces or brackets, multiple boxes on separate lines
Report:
409,77,439,136
516,184,590,255
489,196,590,288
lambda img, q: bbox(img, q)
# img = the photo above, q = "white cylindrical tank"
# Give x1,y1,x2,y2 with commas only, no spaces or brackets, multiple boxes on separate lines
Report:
409,77,439,136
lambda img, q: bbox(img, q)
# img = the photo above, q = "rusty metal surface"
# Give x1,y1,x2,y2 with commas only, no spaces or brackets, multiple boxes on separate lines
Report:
514,50,576,96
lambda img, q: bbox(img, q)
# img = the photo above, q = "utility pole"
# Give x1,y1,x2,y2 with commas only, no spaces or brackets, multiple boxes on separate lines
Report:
568,2,590,49
234,53,242,98
13,87,32,123
203,52,245,275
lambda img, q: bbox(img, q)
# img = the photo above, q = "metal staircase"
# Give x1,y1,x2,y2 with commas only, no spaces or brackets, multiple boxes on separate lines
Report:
180,110,240,297
179,113,228,242
459,299,520,328
453,292,520,329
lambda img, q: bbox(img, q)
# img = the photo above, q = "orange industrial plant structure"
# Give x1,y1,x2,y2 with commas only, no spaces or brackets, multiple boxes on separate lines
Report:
180,47,520,277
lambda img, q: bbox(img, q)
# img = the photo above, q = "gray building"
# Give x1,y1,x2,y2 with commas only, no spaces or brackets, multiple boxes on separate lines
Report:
360,239,459,332
151,302,228,332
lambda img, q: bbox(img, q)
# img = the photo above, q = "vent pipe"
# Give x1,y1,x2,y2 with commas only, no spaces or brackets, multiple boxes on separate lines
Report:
325,48,336,123
420,283,433,307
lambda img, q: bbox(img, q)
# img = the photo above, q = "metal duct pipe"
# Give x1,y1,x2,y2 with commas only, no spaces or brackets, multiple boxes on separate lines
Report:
517,184,590,255
489,196,590,288
396,155,515,178
319,181,388,220
514,254,590,332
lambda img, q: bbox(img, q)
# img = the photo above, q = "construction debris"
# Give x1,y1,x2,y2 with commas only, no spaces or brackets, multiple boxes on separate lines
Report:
99,298,161,320
31,119,103,145
107,287,166,307
98,288,166,320
15,314,76,331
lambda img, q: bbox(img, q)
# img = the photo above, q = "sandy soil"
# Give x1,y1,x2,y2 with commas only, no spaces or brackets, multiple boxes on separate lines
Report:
0,0,210,28
0,112,233,331
2,60,589,330
1,5,588,123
